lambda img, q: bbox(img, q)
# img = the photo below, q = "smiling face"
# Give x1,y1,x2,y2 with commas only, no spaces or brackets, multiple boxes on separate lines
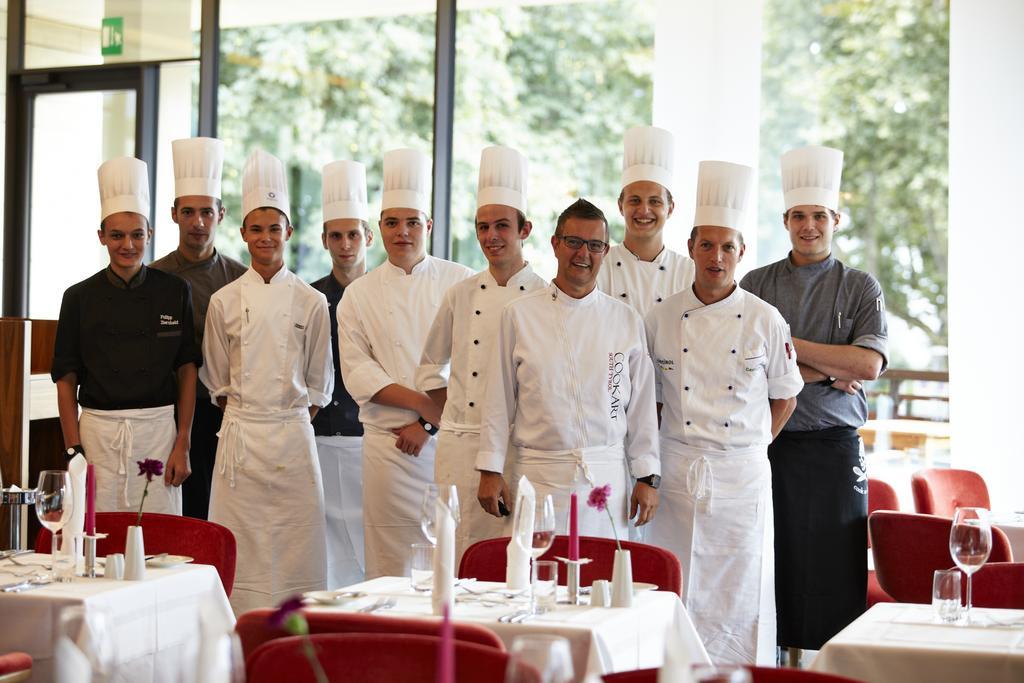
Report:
322,218,371,274
784,204,839,266
475,204,530,270
618,180,674,239
688,225,745,301
551,216,608,297
241,207,292,268
98,212,151,275
380,207,431,271
171,195,225,255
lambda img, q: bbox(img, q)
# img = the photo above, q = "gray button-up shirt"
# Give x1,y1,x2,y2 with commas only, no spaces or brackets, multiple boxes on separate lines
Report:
740,254,888,431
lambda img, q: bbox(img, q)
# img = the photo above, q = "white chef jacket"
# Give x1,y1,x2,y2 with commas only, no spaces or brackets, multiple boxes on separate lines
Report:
339,255,474,430
200,267,333,410
645,284,802,451
476,284,660,478
416,264,547,431
597,244,695,318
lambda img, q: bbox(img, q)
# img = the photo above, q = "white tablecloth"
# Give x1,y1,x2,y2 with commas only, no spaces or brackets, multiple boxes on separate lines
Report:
0,553,235,682
991,513,1024,562
811,603,1024,683
328,576,710,682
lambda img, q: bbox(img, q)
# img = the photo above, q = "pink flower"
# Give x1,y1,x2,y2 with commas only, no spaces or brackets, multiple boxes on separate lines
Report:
269,596,308,633
588,484,612,512
136,459,164,482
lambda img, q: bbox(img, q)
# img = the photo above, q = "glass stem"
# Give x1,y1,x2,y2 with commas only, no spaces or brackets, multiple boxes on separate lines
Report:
966,573,973,617
50,530,59,572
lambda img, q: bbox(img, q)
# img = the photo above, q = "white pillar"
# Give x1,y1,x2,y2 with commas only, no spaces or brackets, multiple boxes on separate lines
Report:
653,0,763,266
948,0,1024,509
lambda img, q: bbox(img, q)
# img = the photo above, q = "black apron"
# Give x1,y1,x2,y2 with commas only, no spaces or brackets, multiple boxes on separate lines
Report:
769,426,867,649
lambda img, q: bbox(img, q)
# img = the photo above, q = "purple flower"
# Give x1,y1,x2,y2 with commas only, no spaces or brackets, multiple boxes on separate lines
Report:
269,596,307,634
137,459,164,482
588,484,612,512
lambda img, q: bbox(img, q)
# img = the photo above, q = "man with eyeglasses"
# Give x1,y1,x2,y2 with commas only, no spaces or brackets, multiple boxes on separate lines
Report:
416,146,547,566
477,198,660,537
646,161,801,665
598,126,694,317
338,148,474,578
740,146,887,661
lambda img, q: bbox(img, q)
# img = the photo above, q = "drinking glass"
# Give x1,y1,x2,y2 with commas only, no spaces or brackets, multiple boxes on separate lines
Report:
515,494,556,561
531,560,558,614
408,543,434,592
505,634,573,683
57,605,117,682
932,568,961,623
949,506,992,624
421,484,460,545
36,470,74,581
691,664,752,683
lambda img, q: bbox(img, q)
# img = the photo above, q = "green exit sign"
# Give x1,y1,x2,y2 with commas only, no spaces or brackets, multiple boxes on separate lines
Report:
101,17,124,56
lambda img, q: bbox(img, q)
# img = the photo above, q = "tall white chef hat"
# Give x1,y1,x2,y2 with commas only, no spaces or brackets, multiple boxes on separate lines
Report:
322,160,369,223
477,145,528,214
693,160,754,231
172,137,224,199
781,145,844,212
98,156,150,223
241,149,290,223
621,125,674,190
381,148,431,214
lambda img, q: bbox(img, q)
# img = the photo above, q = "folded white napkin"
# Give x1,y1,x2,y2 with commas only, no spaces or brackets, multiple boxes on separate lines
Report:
432,498,455,617
657,616,697,683
66,455,87,563
506,476,535,590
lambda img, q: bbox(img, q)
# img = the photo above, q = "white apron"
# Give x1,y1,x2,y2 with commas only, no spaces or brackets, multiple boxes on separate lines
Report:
511,443,630,539
648,441,775,665
210,405,327,615
362,428,437,579
79,406,181,515
434,428,507,566
314,435,365,588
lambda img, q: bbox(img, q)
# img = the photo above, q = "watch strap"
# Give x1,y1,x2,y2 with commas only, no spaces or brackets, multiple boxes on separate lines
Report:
418,418,439,436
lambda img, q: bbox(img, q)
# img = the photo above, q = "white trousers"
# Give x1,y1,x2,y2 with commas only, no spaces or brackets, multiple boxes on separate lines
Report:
210,406,327,615
647,441,776,665
315,435,366,589
362,429,436,579
79,406,181,515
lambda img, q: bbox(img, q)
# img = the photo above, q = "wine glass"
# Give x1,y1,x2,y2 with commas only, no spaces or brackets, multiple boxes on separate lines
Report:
57,604,118,681
515,494,556,560
505,634,574,683
421,484,460,546
950,506,992,624
36,470,74,580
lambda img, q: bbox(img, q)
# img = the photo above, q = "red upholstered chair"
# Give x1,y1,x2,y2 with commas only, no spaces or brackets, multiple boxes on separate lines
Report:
963,562,1024,609
236,609,504,662
459,535,683,597
0,652,32,683
911,468,990,517
35,511,236,596
869,511,1012,603
866,478,900,606
246,633,515,683
602,666,862,682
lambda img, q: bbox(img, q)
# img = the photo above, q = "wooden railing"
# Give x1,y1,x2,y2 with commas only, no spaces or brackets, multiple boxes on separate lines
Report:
866,368,949,420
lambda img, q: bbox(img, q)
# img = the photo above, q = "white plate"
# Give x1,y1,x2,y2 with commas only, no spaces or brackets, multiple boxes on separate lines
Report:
303,590,368,606
146,555,193,568
633,582,658,593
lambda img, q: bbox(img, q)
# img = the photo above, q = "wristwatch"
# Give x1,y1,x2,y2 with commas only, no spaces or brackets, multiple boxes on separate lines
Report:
637,474,661,489
65,444,85,460
418,418,439,436
824,376,838,387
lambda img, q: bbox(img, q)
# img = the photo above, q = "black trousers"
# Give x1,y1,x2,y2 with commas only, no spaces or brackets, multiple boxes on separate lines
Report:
770,427,867,650
181,397,223,520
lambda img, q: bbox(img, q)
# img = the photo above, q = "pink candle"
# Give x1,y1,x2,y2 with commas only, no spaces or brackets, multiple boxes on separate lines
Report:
85,463,96,536
437,603,454,683
569,492,579,561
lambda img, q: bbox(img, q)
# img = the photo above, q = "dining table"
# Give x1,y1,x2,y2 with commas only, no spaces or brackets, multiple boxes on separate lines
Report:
0,552,235,682
316,575,710,682
810,602,1024,683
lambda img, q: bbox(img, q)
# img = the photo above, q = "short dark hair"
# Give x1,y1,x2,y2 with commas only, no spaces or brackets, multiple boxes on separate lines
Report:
322,219,371,235
99,215,151,233
689,225,745,246
782,207,838,222
173,197,223,211
618,187,674,205
556,198,608,240
244,207,291,229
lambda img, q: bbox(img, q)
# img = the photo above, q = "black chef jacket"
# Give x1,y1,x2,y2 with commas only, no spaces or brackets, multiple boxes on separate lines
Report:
310,272,363,437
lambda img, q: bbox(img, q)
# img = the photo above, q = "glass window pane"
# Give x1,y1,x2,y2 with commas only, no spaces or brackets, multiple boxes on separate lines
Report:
25,0,200,69
29,90,136,319
218,2,436,281
0,0,7,303
452,0,655,278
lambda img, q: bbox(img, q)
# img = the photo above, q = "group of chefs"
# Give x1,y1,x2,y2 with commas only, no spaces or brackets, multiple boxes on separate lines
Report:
50,126,887,666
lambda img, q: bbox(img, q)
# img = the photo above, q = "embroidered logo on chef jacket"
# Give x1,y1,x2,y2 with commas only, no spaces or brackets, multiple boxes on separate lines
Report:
159,314,179,326
607,351,625,420
656,357,675,373
743,345,766,373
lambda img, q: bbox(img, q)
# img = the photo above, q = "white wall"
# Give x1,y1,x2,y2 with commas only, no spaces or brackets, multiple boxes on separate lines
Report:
948,0,1024,510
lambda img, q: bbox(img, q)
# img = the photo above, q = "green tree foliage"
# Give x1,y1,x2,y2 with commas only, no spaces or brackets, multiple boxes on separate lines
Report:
760,0,949,352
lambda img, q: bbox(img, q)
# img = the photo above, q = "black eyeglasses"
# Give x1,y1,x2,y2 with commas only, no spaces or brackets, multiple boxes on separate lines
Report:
556,234,608,253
